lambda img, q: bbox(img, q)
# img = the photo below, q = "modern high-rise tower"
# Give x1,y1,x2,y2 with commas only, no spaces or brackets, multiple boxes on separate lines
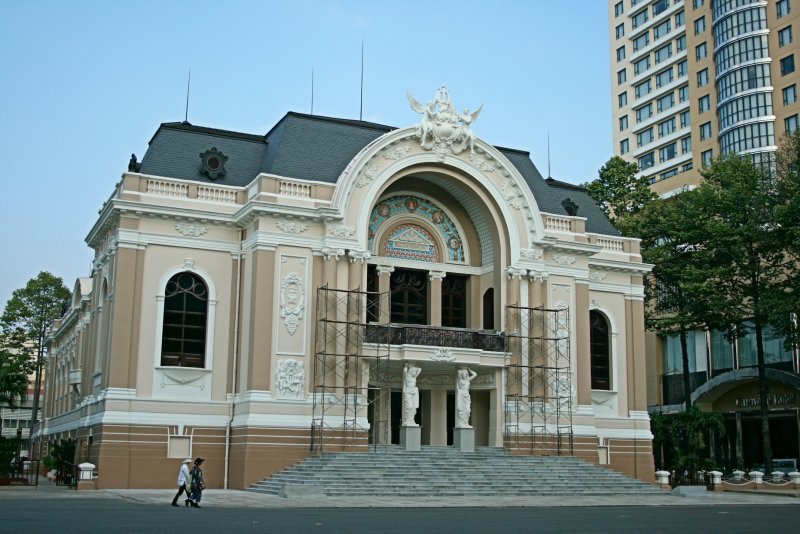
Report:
608,0,800,197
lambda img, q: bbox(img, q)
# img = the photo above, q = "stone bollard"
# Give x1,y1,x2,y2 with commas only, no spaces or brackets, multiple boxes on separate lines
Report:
771,471,784,482
77,462,96,491
788,471,800,489
709,471,723,492
655,470,671,490
749,471,764,488
731,470,745,481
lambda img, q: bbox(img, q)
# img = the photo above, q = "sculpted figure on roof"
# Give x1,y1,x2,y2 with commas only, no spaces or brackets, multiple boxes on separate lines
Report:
407,86,482,160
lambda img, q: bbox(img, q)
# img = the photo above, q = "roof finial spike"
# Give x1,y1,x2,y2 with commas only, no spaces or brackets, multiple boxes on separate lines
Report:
184,69,191,124
547,131,551,178
359,40,365,121
311,67,314,115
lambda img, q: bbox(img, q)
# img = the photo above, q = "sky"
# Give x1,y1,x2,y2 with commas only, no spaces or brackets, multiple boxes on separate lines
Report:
1,0,612,307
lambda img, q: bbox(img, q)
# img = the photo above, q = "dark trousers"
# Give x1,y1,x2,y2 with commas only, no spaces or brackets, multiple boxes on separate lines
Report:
171,484,187,504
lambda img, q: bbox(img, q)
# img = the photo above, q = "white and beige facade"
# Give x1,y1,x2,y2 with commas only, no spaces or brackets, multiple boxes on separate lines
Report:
40,89,655,489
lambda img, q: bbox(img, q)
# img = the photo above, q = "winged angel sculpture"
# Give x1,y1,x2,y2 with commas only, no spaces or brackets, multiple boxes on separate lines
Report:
407,86,482,158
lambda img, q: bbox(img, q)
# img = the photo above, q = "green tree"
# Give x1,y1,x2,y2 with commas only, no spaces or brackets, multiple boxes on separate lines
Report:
667,406,725,476
686,153,798,474
773,131,800,348
0,272,70,428
0,331,34,408
584,156,656,236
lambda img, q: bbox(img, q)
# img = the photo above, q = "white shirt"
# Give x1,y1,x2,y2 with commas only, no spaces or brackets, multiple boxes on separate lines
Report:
177,464,191,486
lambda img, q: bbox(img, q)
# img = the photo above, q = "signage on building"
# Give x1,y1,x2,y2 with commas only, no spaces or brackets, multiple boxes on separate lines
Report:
735,393,797,408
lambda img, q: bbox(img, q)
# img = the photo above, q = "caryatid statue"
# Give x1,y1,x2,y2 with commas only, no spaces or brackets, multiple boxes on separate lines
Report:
402,361,422,426
455,367,477,428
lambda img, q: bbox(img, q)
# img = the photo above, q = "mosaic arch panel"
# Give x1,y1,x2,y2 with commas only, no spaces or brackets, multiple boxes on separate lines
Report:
383,224,439,262
368,195,465,263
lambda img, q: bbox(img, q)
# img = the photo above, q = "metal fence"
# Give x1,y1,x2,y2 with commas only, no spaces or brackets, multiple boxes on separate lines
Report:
55,461,78,488
0,460,40,486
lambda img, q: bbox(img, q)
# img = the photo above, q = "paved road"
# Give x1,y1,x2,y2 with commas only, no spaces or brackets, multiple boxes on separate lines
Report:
2,480,799,533
2,497,800,534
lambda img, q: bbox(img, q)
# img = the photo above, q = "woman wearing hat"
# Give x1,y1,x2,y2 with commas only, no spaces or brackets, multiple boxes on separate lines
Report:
171,458,192,507
187,457,205,508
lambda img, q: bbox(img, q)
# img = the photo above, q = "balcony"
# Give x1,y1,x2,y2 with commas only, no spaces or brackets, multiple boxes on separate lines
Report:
365,324,506,352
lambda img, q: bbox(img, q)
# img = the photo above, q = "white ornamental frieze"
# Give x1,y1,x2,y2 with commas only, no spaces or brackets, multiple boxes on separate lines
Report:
276,221,309,234
276,359,305,399
280,273,305,335
407,86,482,160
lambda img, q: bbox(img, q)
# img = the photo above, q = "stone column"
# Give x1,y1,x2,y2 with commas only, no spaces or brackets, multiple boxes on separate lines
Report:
428,270,446,326
376,265,394,322
575,282,591,406
107,246,144,390
348,250,371,291
624,297,647,412
505,267,525,308
430,389,448,446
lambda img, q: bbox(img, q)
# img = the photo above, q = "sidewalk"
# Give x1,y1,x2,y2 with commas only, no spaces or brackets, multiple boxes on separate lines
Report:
1,479,798,508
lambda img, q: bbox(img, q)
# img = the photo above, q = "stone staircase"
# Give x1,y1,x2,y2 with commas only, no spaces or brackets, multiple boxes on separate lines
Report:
247,446,666,497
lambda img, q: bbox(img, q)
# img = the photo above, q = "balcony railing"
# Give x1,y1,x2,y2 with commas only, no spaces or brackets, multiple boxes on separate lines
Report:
365,324,506,352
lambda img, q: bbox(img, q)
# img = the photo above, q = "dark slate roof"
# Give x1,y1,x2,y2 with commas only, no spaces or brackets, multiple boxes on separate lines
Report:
136,113,618,236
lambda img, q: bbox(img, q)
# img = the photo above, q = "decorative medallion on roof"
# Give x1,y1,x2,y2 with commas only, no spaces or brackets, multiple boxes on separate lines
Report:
199,147,228,180
407,86,482,161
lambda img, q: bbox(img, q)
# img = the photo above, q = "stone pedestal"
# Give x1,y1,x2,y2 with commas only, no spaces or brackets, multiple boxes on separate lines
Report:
76,462,96,491
400,425,421,452
453,427,474,453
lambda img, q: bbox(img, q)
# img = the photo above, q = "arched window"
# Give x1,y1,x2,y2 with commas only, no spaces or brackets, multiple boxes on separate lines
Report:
161,272,208,367
590,310,611,390
482,288,494,330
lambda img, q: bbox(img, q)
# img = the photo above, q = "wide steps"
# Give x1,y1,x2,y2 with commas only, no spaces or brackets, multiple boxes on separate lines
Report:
247,446,665,498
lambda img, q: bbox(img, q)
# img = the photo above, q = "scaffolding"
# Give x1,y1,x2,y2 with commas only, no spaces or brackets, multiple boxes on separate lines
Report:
311,285,391,453
504,305,573,455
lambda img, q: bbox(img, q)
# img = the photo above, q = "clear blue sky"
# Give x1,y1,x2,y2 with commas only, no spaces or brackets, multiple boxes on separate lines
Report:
1,0,612,306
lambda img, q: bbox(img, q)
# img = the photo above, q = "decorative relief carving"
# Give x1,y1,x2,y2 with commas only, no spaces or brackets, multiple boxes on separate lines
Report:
589,271,607,282
276,359,305,399
417,374,453,386
276,221,309,234
591,299,603,309
175,223,208,237
473,373,494,385
468,153,495,173
501,180,527,209
183,258,195,271
321,247,345,261
553,255,577,266
356,162,380,188
280,273,305,335
328,224,355,238
407,86,482,160
520,248,543,261
383,142,412,161
506,266,527,280
348,250,372,263
430,348,455,362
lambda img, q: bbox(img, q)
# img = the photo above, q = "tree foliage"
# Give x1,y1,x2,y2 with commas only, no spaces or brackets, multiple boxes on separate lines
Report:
584,156,656,236
0,272,70,423
0,332,34,409
652,406,725,473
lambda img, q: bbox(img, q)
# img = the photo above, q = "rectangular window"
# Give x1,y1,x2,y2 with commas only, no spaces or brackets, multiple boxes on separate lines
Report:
697,68,709,87
638,151,655,170
702,148,713,166
632,9,648,29
680,110,690,128
617,46,626,62
778,0,790,18
635,56,651,75
635,79,652,99
699,94,711,113
677,59,688,77
675,10,685,28
654,19,672,40
637,127,654,147
620,138,630,154
656,68,674,87
779,26,793,47
619,92,628,108
657,92,675,112
658,117,676,137
659,142,677,162
693,0,704,8
700,121,712,140
633,32,650,51
784,84,797,105
615,1,624,17
653,0,669,16
786,114,799,134
696,42,707,61
619,115,629,131
738,321,793,367
636,103,653,122
710,330,734,374
781,54,795,76
679,84,689,102
655,43,672,63
676,34,686,52
694,16,705,35
618,69,627,85
681,135,692,153
616,23,625,39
